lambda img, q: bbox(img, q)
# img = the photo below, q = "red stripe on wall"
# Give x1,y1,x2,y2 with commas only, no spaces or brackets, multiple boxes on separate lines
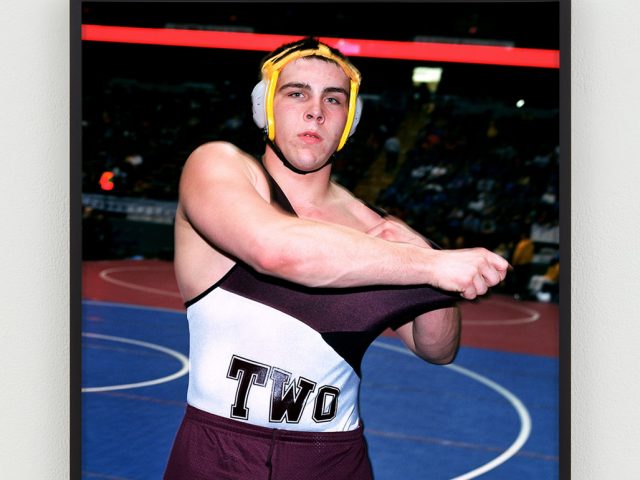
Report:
82,24,560,69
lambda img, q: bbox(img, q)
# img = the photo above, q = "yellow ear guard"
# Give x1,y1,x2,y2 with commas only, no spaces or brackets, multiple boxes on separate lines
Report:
252,42,362,151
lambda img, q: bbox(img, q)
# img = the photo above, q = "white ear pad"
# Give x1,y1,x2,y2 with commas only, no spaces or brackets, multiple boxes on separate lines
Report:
349,96,363,137
251,79,363,138
251,80,268,130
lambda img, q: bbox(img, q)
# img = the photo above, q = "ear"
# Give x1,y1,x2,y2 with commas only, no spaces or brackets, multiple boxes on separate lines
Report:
349,96,363,137
251,80,268,130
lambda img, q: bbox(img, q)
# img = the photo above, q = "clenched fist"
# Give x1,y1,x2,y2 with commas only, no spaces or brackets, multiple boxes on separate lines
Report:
426,248,510,300
366,217,509,300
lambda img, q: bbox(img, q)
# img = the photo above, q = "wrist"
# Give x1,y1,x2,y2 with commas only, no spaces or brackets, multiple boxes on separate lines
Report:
415,246,440,285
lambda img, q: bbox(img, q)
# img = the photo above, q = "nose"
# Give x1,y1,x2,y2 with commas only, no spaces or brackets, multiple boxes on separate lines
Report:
305,104,324,124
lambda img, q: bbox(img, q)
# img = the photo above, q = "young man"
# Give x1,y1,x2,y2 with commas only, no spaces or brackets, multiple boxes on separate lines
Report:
164,37,509,479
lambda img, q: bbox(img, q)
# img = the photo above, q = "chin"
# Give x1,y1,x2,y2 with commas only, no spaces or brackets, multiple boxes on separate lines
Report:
290,151,330,170
295,161,327,173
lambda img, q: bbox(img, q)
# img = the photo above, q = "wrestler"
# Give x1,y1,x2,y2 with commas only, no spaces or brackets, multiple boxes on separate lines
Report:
164,37,508,479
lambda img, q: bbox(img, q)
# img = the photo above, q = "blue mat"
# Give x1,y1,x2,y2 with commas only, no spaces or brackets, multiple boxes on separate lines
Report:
82,300,558,479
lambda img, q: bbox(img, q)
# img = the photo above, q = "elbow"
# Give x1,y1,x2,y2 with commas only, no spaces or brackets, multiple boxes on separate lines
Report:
412,306,461,365
251,245,289,275
250,241,309,283
428,348,459,365
416,345,459,365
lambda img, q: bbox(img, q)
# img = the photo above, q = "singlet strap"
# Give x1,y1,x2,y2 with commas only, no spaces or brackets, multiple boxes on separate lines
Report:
256,158,442,251
257,159,297,216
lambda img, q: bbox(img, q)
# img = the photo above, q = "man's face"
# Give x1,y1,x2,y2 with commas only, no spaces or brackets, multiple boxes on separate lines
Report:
272,57,350,172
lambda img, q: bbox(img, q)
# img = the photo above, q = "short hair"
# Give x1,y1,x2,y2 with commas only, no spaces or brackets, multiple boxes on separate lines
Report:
259,36,351,76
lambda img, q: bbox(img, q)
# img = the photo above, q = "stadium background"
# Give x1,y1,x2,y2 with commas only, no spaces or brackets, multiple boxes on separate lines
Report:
81,1,560,282
79,2,562,479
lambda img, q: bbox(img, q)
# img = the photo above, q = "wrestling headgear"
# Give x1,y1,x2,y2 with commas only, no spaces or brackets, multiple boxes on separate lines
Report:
251,37,363,152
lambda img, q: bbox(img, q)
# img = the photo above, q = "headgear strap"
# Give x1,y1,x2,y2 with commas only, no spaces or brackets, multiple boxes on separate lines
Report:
259,41,362,151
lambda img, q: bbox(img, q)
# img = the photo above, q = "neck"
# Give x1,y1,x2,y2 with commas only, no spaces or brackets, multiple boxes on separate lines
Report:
265,137,336,175
262,145,334,207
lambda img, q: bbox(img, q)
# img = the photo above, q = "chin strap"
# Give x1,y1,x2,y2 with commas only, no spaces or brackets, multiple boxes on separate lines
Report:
265,136,337,175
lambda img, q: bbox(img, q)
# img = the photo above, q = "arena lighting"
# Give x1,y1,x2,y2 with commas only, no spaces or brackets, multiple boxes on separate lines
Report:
99,171,115,191
412,66,443,84
81,24,559,69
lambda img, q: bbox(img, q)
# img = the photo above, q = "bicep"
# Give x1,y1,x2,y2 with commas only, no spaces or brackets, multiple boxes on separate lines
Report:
179,143,291,269
393,306,461,363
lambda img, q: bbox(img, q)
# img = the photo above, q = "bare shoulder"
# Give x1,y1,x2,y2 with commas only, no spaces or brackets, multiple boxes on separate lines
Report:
329,181,385,228
178,141,272,217
183,141,261,179
189,140,243,160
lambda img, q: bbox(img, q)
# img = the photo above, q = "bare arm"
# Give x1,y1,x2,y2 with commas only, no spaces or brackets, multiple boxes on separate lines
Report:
365,215,509,299
394,306,461,364
178,142,509,294
365,216,467,363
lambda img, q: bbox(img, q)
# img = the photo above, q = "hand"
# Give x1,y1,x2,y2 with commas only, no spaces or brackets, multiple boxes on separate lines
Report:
428,248,510,300
367,218,509,299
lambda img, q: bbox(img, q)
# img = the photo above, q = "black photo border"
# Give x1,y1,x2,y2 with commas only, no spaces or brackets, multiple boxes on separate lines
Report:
70,1,570,478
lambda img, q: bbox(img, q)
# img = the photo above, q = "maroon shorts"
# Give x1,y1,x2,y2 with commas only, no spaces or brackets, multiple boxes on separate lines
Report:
164,405,373,480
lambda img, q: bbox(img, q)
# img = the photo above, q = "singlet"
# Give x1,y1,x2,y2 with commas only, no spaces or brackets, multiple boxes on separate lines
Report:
184,165,458,433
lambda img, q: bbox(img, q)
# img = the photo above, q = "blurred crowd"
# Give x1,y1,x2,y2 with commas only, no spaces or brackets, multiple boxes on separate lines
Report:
375,96,559,253
82,77,559,300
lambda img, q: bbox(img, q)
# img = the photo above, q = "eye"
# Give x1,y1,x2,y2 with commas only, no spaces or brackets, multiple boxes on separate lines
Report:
326,97,341,105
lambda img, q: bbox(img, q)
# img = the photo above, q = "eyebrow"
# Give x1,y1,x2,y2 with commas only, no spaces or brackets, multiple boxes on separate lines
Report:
279,82,349,97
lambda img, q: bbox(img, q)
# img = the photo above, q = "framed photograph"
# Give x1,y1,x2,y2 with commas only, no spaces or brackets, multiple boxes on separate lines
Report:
71,1,569,478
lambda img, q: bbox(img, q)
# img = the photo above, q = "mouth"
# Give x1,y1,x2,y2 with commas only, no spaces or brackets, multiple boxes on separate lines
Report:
299,131,322,143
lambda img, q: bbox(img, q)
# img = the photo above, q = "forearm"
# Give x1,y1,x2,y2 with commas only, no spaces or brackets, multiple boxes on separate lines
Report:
397,306,461,364
180,144,509,296
256,219,508,301
180,145,443,290
254,219,441,288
